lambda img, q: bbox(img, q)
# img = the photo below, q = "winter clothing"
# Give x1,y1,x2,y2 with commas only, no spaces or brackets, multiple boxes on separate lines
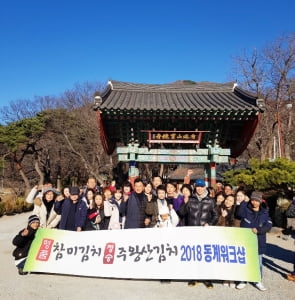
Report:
12,215,40,274
12,226,38,260
195,179,206,187
120,191,148,229
54,197,88,231
237,201,272,254
250,191,263,202
85,207,108,230
145,198,170,227
32,197,61,228
28,214,40,225
167,193,184,212
178,193,218,226
104,198,125,229
69,186,80,195
155,207,179,228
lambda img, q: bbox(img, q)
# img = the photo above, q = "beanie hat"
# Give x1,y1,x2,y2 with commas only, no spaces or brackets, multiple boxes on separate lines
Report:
69,186,80,195
28,214,40,225
250,191,263,202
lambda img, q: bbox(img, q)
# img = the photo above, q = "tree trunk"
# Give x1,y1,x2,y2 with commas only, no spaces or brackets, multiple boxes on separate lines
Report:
34,156,44,186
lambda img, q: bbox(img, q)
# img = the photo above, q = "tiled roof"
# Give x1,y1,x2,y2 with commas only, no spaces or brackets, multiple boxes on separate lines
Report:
99,80,259,114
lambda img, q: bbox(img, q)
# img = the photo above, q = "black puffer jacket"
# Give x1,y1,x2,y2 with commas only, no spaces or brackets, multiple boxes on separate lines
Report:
178,194,218,226
12,226,37,260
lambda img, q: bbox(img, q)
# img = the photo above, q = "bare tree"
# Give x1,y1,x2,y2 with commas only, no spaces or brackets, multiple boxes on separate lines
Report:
231,33,295,160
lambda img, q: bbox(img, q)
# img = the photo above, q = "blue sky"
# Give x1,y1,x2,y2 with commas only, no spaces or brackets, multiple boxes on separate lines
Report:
0,0,294,109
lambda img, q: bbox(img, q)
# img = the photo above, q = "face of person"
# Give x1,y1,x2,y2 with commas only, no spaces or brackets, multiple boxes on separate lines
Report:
144,183,152,194
224,185,233,195
63,187,70,198
87,178,96,189
134,181,144,194
236,191,245,202
166,183,176,195
224,196,235,208
45,191,54,202
195,186,206,196
152,177,162,189
30,221,40,230
216,194,225,205
86,190,94,199
114,190,122,201
182,187,191,198
251,199,260,210
157,189,166,200
70,194,79,203
123,186,131,194
104,189,112,200
94,195,103,206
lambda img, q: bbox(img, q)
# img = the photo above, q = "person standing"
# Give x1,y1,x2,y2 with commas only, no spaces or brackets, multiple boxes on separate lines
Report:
104,187,125,230
120,178,149,228
32,188,61,228
178,178,218,288
236,191,272,291
178,179,218,227
85,193,108,230
54,186,88,231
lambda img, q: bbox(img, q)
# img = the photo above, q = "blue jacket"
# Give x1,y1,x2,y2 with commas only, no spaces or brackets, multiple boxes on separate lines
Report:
237,201,272,254
54,198,88,231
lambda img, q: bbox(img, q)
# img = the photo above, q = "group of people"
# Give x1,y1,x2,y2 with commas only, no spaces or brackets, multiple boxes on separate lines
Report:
12,172,294,291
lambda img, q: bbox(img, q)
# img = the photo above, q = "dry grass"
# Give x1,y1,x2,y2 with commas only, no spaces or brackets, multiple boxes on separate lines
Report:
0,189,33,216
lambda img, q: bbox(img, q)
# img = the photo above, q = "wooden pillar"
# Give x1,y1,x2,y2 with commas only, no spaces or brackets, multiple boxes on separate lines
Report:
209,162,216,187
204,165,209,187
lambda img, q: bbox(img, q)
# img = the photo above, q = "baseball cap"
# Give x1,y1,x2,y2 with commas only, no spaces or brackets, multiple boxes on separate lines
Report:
195,179,206,187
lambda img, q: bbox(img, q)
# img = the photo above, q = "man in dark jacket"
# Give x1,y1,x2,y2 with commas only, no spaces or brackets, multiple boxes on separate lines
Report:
178,179,218,226
236,191,272,291
178,178,218,288
120,178,148,228
54,186,87,231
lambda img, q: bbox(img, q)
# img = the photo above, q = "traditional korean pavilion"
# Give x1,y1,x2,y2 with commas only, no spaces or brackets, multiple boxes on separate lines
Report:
93,80,264,185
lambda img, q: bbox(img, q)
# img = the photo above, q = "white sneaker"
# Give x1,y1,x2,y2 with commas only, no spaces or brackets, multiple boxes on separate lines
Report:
255,282,267,291
236,282,247,289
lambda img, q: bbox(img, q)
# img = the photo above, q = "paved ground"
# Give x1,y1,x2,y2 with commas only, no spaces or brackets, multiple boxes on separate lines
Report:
0,212,294,300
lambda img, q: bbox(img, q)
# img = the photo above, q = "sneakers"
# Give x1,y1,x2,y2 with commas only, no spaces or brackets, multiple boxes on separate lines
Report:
255,282,267,291
223,281,229,287
203,281,213,288
187,280,199,287
287,273,295,282
236,282,247,290
224,281,235,288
